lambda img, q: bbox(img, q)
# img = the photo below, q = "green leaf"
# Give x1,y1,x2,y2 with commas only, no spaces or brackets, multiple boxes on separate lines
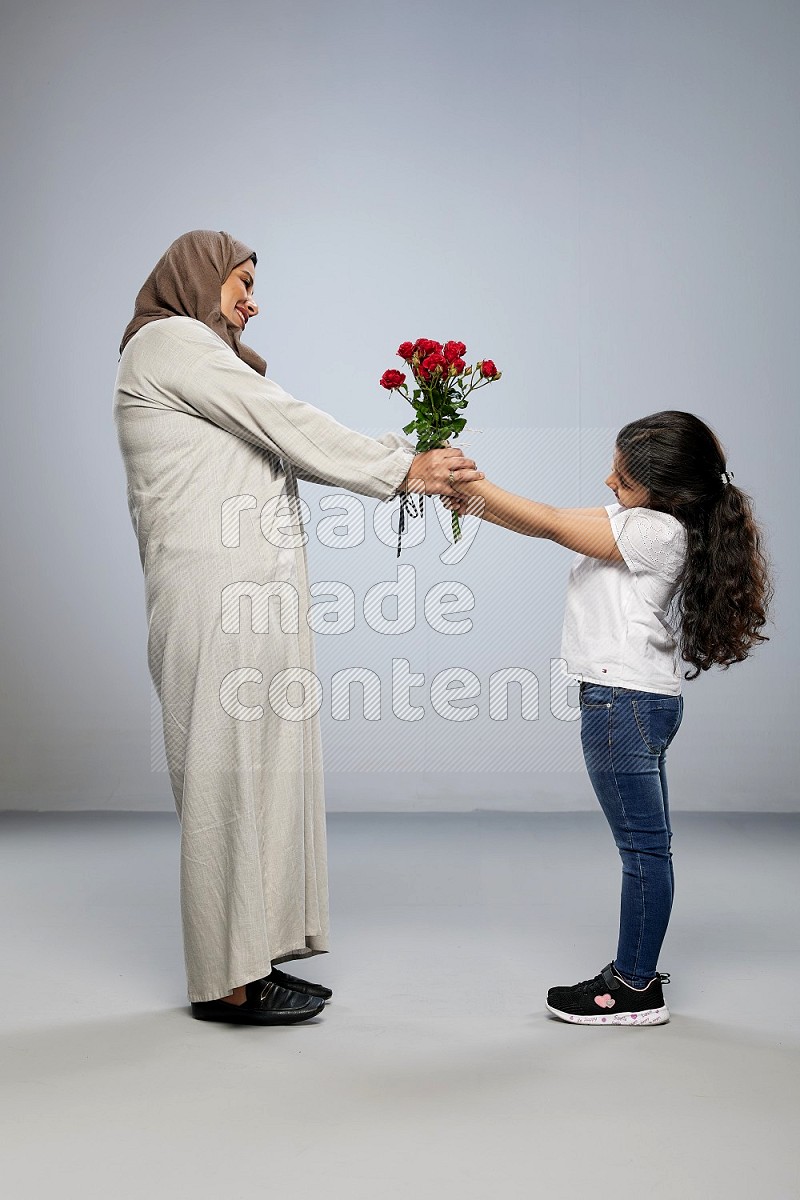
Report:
402,420,416,435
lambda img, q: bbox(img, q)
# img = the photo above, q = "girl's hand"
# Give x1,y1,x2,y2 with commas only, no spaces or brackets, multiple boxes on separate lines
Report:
442,492,486,518
442,495,470,516
449,477,624,559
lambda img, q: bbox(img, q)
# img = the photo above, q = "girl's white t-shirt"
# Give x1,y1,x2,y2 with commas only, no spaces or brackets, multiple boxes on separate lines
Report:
560,502,688,696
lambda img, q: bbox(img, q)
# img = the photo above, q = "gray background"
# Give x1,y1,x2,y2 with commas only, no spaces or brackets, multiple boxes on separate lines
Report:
0,0,796,812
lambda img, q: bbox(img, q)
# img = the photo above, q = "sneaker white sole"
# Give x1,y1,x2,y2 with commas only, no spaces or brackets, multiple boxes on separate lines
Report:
546,1003,670,1026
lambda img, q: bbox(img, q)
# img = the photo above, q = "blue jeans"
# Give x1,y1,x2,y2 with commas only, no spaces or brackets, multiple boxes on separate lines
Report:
579,682,684,987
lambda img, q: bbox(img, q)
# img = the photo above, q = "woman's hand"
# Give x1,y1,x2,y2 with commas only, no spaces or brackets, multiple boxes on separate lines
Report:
404,448,483,496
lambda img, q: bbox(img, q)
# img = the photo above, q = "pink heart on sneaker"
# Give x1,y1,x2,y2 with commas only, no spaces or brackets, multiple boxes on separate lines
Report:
631,1013,638,1020
594,994,615,1009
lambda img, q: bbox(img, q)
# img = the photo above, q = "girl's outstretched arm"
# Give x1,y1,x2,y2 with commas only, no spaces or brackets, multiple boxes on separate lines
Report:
455,479,624,562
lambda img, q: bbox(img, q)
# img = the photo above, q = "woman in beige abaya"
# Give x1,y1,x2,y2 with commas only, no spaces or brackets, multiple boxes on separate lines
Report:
114,230,481,1025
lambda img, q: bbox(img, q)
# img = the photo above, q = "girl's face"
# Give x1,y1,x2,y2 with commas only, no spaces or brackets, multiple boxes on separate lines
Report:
220,258,258,331
606,450,650,509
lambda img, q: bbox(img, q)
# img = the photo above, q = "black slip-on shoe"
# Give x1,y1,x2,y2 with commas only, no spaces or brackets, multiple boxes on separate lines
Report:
546,962,670,1026
264,966,333,1002
191,978,326,1025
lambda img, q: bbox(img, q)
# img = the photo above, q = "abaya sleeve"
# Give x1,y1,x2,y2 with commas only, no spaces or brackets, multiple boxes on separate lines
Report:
119,316,414,500
289,430,416,487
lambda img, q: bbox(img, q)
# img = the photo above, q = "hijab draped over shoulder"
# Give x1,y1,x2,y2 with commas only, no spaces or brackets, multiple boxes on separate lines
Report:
119,230,267,376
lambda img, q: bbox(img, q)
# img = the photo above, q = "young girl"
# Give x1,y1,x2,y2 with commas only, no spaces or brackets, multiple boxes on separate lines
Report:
451,411,773,1025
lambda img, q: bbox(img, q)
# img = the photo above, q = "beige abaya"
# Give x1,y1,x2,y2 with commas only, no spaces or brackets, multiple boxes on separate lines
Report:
114,309,413,1002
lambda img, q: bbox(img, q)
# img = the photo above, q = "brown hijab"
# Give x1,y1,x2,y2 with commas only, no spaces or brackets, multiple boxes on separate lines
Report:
119,230,267,376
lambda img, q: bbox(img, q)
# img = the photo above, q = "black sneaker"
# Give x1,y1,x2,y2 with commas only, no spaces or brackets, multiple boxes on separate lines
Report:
546,963,670,1026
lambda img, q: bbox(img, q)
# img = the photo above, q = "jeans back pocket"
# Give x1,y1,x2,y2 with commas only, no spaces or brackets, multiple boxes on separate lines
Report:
631,696,683,754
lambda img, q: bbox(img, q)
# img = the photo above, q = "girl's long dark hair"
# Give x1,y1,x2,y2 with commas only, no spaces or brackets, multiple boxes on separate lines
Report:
616,411,773,681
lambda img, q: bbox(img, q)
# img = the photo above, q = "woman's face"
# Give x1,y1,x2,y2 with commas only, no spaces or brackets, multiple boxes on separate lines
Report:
220,258,258,331
606,449,650,509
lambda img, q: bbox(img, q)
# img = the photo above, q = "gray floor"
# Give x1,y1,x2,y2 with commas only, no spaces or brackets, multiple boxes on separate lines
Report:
1,811,799,1200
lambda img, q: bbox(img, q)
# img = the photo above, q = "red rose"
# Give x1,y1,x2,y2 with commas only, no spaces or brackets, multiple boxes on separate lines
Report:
443,340,467,364
397,341,414,361
480,360,500,379
449,357,466,375
418,351,446,382
413,338,443,359
380,369,406,390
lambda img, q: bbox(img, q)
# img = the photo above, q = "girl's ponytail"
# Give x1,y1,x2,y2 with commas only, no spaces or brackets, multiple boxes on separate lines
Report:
616,412,774,681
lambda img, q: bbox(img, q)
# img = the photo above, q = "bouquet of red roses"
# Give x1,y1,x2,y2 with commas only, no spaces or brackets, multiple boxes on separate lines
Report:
380,339,501,548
